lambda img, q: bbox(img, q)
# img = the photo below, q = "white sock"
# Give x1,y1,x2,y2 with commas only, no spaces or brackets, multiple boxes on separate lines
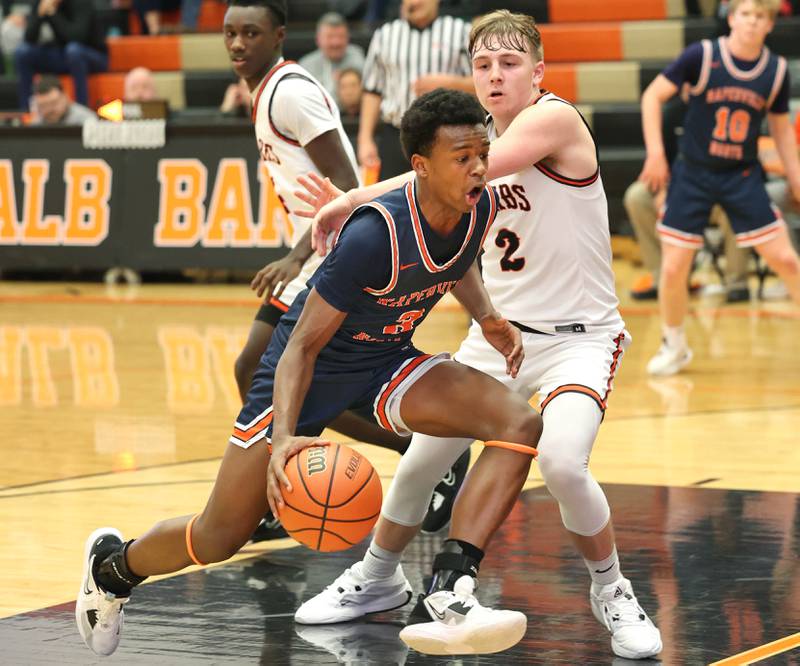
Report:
361,541,401,580
662,325,686,349
585,546,621,587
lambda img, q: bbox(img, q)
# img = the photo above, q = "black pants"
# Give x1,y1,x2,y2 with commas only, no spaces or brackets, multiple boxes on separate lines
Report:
376,122,411,180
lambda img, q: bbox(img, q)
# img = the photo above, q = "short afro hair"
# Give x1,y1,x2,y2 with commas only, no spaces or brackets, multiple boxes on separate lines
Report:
226,0,287,26
400,88,486,160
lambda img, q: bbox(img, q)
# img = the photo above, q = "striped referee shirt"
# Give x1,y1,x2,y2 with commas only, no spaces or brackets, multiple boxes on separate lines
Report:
362,14,472,128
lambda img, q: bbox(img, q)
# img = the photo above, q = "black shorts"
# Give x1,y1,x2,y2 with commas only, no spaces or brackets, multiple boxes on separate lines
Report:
254,298,289,327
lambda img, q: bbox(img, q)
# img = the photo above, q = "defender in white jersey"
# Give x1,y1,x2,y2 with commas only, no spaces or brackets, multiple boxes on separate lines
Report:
296,12,662,659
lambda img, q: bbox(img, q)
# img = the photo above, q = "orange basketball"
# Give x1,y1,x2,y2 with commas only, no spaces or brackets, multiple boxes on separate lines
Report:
280,443,382,552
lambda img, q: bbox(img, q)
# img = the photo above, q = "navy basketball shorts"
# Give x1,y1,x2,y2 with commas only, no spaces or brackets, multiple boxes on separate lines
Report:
228,345,450,449
657,158,784,249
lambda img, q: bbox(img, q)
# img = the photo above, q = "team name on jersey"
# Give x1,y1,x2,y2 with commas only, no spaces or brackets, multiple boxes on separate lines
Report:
257,139,281,165
705,86,765,111
375,279,460,308
494,183,531,212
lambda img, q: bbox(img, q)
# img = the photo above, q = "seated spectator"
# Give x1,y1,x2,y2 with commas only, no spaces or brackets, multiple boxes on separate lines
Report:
14,0,107,111
298,12,364,102
29,74,94,124
336,67,361,120
1,0,30,71
124,66,157,101
132,0,200,35
219,78,249,118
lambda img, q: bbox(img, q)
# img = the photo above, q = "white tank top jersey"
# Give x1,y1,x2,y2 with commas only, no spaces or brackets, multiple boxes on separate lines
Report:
483,92,623,332
250,59,360,248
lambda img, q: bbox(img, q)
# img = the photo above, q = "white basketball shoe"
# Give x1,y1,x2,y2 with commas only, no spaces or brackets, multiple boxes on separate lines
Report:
590,577,662,659
75,527,130,656
398,575,527,655
647,340,693,376
294,561,413,625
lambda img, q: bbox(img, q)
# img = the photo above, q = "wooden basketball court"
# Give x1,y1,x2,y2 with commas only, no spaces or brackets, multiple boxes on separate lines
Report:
0,262,798,664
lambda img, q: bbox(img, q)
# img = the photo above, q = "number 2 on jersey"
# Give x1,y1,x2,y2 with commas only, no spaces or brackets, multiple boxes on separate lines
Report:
712,106,750,143
383,309,425,335
495,228,525,272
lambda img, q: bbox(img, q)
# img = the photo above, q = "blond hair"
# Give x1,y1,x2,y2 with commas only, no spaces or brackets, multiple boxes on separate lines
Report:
728,0,781,19
469,10,543,62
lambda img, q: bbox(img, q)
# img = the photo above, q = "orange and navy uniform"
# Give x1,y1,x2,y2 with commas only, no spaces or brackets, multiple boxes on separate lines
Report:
230,182,497,448
657,37,790,248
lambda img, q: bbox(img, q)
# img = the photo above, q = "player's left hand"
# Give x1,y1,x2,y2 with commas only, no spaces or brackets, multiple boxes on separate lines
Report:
266,436,332,516
250,255,303,301
479,313,524,378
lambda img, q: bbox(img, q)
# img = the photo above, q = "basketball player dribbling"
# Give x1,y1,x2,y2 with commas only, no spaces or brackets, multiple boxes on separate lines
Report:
296,11,662,659
640,0,800,376
74,87,543,658
221,0,470,543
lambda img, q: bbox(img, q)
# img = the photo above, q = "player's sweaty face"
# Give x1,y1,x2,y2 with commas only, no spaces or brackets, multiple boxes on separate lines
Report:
426,124,490,213
224,7,284,84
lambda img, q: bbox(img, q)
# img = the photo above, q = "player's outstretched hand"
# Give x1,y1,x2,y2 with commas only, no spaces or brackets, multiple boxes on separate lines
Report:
638,153,670,193
479,313,524,378
293,172,354,256
250,255,303,301
266,436,331,516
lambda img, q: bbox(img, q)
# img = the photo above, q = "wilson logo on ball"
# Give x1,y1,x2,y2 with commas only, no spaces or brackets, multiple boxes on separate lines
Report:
307,447,328,476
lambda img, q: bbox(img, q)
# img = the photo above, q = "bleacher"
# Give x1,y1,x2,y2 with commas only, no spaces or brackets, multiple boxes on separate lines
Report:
1,0,798,231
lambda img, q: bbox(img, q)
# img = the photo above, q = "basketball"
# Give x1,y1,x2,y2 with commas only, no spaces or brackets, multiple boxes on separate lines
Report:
279,443,382,552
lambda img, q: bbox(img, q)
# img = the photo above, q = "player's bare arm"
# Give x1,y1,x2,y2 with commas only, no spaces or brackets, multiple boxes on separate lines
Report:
267,288,346,514
450,259,523,377
639,74,679,192
767,112,800,201
250,227,313,300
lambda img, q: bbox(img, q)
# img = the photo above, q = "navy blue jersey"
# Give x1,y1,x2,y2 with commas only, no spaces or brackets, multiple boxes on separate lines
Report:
663,37,788,168
273,181,498,372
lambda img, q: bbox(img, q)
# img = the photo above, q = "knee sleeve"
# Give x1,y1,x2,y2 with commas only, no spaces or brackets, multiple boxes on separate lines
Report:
381,433,472,526
538,392,610,536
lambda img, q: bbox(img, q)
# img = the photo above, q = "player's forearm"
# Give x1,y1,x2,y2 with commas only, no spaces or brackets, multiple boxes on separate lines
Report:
641,88,666,158
286,228,314,264
346,172,414,208
451,261,497,323
271,342,316,443
358,92,381,142
440,75,475,94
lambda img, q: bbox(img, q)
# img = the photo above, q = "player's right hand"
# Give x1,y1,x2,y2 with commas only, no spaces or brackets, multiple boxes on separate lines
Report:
294,172,354,256
638,153,670,193
266,436,331,516
357,136,380,169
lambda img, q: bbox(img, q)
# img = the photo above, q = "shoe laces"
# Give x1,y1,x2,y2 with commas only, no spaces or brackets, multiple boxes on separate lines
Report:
97,592,128,629
602,591,647,627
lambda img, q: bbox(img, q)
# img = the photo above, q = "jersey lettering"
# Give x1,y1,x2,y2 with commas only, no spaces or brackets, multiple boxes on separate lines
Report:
495,228,525,272
495,183,530,212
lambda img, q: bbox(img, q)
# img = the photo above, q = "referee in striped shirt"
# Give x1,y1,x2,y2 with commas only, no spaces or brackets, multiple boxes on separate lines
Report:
359,0,474,178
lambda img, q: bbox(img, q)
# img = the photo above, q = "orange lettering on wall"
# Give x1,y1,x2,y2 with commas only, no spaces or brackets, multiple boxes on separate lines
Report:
20,160,62,244
203,158,255,247
25,326,66,406
0,326,22,405
255,162,293,247
63,160,112,246
0,160,19,244
67,328,119,407
154,159,207,247
158,326,213,412
207,327,248,411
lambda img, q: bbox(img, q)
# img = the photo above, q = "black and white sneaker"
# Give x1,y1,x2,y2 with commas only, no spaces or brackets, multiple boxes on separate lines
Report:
75,528,129,656
250,510,288,542
420,448,470,534
399,575,527,655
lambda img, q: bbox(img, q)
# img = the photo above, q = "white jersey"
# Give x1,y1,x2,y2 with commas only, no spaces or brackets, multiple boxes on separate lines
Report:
251,59,360,305
482,92,623,332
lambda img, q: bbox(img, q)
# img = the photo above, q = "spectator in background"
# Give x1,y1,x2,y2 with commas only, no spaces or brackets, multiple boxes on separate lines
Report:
336,66,361,120
29,74,94,123
219,77,249,118
360,0,473,178
298,12,364,102
1,0,29,71
132,0,201,35
14,0,107,110
123,66,157,101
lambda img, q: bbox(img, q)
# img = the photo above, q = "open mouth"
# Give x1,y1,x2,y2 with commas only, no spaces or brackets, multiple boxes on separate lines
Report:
488,90,503,100
465,185,483,206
